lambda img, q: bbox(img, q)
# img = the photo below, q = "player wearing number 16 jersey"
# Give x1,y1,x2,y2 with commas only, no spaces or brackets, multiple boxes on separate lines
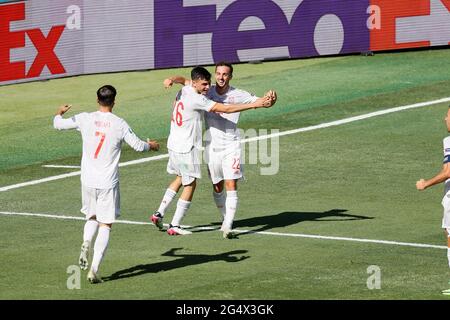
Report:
151,67,275,235
53,85,159,283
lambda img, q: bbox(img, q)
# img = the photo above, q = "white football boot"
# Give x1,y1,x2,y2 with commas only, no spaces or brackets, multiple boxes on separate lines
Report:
78,241,90,271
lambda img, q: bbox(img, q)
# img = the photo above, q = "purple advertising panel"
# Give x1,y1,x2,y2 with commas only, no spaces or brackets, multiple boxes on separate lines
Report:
154,0,370,68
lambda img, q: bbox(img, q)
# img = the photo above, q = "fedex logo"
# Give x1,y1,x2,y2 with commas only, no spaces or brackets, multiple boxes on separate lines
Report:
154,0,370,68
0,2,66,82
154,0,450,68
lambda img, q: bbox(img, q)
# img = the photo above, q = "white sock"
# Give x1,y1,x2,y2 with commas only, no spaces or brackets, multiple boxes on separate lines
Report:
223,191,238,230
213,191,226,220
83,219,98,243
170,199,191,227
91,226,111,273
157,188,177,216
447,248,450,268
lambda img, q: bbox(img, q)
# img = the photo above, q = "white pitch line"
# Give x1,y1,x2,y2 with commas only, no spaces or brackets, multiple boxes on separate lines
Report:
0,211,153,225
0,153,169,192
0,170,83,192
233,229,447,250
241,96,450,143
42,165,81,169
0,211,446,250
2,97,450,193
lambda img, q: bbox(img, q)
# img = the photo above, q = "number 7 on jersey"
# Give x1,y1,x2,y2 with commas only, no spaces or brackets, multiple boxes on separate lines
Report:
94,131,106,159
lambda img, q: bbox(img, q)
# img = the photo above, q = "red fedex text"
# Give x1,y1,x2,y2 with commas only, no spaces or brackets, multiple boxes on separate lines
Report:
0,3,65,82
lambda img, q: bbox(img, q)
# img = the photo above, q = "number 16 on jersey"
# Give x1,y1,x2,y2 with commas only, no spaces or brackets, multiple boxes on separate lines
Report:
171,101,184,126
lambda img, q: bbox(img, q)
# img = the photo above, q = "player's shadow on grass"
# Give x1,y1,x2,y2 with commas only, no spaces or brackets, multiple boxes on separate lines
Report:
193,209,373,235
103,247,249,282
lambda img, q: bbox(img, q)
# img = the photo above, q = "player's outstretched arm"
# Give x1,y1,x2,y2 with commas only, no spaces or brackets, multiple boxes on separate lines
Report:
163,76,191,89
123,125,159,153
416,163,450,190
210,96,274,114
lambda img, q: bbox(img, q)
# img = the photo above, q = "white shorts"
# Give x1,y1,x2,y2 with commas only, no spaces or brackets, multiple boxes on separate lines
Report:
441,192,450,231
167,148,201,186
81,183,120,224
206,145,243,185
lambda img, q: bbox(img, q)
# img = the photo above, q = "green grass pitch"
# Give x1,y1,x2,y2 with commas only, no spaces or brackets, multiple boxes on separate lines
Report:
1,48,450,299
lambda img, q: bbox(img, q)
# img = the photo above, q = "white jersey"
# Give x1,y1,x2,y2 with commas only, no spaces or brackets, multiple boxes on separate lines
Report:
167,85,215,153
205,85,257,148
54,111,149,189
444,136,450,194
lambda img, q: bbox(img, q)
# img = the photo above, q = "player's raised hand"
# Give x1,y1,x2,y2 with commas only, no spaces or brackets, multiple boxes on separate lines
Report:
416,179,427,190
147,139,160,151
261,94,276,108
56,104,72,116
265,90,278,105
163,78,174,89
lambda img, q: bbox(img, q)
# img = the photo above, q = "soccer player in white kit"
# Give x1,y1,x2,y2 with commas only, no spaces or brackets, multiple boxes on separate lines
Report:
53,85,159,283
159,62,277,238
416,107,450,295
151,66,275,236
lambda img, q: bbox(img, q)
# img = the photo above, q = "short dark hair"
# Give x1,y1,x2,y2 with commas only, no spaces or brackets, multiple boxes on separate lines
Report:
215,61,233,76
97,85,116,107
191,66,211,82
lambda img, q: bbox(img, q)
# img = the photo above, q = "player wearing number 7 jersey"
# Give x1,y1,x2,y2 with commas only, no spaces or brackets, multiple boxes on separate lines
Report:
151,66,275,236
53,85,159,283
